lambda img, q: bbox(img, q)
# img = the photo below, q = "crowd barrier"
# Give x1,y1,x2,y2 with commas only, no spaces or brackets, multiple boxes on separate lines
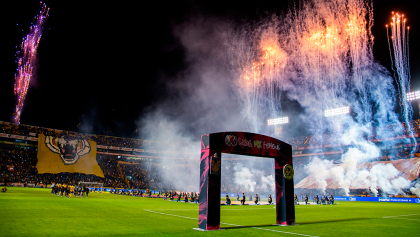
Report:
334,196,420,203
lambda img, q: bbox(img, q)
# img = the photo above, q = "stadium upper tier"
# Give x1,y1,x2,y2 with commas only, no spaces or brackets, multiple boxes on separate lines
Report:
1,120,420,151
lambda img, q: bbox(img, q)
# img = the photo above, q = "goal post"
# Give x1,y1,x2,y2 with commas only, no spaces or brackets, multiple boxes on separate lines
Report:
197,131,295,231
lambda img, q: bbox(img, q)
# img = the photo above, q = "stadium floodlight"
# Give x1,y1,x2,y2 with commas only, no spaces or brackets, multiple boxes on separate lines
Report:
268,117,289,125
324,106,350,117
407,91,420,101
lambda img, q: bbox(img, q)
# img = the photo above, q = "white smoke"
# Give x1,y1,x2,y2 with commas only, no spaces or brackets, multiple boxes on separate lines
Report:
233,166,256,192
305,157,411,196
410,182,420,197
369,163,409,195
306,157,332,192
261,174,275,193
134,0,416,196
227,0,416,196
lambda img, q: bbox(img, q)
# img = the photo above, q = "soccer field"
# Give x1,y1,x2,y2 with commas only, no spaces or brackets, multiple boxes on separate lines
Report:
1,187,419,236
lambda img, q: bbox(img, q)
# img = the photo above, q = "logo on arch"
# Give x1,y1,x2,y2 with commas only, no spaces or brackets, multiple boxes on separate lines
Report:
225,135,238,147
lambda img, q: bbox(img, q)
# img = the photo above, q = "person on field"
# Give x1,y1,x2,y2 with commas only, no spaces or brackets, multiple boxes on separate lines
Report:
61,184,66,197
329,195,334,205
226,195,231,205
84,186,89,198
241,192,246,205
66,184,71,198
254,194,259,205
305,195,309,205
1,186,7,193
70,185,74,198
268,194,273,205
294,194,299,205
315,195,320,205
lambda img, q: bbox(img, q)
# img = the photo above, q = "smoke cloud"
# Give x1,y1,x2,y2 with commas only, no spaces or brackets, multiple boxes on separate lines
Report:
135,0,418,195
411,182,420,197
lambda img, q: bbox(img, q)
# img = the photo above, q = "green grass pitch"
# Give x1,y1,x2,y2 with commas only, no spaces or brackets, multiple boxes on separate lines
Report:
1,187,419,236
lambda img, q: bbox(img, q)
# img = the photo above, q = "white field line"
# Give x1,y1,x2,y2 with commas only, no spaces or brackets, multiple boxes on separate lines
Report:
144,209,319,237
251,227,318,237
144,210,197,220
147,208,275,211
383,214,420,218
389,218,420,222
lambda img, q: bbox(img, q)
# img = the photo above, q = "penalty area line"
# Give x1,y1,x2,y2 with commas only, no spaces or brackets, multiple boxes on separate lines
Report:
145,210,318,237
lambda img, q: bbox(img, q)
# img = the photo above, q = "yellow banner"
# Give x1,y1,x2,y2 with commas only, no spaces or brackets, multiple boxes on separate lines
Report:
36,134,104,177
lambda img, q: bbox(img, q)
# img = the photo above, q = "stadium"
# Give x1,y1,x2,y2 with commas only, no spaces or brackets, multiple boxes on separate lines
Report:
2,0,420,236
1,119,419,236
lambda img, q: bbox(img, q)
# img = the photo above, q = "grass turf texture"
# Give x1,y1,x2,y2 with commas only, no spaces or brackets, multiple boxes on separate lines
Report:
1,187,419,236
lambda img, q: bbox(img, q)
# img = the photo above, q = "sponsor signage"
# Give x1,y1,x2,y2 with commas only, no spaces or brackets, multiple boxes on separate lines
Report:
225,135,282,151
0,133,38,141
333,196,420,203
294,151,343,157
97,151,193,160
96,145,192,155
0,140,37,147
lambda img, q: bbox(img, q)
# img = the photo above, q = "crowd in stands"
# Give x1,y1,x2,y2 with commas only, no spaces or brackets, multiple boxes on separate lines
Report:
1,120,419,197
0,121,186,150
3,119,420,151
0,145,167,190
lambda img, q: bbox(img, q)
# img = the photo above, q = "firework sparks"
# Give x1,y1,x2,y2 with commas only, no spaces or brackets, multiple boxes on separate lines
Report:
228,0,414,196
386,12,415,147
13,2,49,124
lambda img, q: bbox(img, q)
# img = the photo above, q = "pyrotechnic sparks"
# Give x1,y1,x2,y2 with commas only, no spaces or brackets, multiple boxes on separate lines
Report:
386,12,415,147
233,23,287,130
228,0,413,196
13,2,49,124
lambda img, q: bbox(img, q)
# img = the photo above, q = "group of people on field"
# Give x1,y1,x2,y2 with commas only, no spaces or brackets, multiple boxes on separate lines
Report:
225,193,273,205
111,188,155,197
51,183,89,198
295,194,335,205
315,195,334,205
164,191,199,203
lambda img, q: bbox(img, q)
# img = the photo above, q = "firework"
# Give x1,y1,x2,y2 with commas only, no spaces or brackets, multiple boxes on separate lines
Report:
227,0,413,195
386,12,414,146
13,2,49,124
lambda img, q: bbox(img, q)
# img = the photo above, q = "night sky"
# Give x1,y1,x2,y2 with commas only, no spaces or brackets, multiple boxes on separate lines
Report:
2,0,419,138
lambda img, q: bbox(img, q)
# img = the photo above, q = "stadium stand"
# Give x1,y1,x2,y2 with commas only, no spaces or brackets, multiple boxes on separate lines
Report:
0,120,419,197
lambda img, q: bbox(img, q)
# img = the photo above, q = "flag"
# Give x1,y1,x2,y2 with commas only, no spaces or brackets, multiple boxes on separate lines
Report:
36,134,104,177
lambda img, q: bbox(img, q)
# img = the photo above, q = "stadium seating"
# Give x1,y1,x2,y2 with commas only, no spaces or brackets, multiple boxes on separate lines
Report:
0,120,419,196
